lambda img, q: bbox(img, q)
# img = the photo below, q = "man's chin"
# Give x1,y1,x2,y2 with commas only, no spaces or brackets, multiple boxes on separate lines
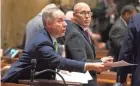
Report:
58,34,65,37
83,24,89,28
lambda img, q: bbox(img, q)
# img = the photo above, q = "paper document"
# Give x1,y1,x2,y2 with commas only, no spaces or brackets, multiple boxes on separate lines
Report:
56,70,92,84
104,60,138,67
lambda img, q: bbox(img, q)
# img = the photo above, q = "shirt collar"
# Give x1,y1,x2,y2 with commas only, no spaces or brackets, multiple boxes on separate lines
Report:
78,25,88,31
83,28,88,31
51,36,57,44
120,16,127,27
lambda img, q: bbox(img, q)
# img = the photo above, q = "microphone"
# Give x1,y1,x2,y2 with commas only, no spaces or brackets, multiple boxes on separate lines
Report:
30,59,37,86
35,69,66,86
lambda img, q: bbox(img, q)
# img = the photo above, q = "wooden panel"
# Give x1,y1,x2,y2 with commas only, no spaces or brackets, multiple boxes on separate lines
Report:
97,71,131,86
96,49,108,59
1,0,49,49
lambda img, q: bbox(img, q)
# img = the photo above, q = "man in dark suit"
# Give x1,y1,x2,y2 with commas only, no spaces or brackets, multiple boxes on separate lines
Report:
108,5,137,85
65,2,113,86
118,13,140,86
1,8,112,83
108,5,137,61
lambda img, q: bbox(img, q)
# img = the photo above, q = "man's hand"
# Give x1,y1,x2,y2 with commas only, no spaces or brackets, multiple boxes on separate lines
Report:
84,63,112,72
101,56,113,63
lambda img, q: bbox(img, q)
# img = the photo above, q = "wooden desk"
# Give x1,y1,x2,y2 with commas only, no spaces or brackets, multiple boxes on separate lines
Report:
96,49,108,59
97,71,131,86
1,83,29,86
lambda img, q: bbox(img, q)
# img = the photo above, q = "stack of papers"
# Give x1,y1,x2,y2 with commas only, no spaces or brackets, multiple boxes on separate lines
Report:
56,70,92,84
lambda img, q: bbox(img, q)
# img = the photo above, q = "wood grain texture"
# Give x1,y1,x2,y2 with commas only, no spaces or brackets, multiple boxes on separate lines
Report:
1,0,49,49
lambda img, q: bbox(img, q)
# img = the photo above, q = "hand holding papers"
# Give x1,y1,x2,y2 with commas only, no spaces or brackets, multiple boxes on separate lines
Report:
104,60,138,67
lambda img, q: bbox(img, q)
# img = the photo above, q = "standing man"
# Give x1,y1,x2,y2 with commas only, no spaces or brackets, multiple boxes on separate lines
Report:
118,13,140,86
65,2,113,86
108,5,137,85
108,5,137,62
1,8,112,83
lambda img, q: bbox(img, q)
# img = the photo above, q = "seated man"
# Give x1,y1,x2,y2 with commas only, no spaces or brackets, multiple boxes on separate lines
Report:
1,8,113,83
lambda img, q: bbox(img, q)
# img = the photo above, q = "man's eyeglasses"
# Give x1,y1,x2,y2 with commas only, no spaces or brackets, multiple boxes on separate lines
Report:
75,11,93,16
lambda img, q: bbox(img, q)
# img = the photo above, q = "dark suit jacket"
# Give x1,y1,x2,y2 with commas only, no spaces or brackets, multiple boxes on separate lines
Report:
108,17,131,83
118,13,140,86
65,20,101,86
1,28,85,83
65,21,96,62
109,17,128,60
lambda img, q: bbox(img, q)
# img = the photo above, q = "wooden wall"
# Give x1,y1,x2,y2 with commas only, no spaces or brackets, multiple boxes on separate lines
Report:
1,0,49,49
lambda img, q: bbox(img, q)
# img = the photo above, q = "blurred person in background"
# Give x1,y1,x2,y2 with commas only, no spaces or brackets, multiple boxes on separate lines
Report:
108,5,137,86
118,13,140,86
92,0,117,43
108,5,137,67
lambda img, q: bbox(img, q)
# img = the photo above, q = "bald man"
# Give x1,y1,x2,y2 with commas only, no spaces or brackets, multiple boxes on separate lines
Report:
65,2,113,86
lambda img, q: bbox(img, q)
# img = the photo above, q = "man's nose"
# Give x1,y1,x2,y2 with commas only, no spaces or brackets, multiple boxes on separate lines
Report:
85,13,90,18
63,21,67,27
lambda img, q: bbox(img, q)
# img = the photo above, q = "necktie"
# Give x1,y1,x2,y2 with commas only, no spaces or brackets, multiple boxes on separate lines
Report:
84,30,91,43
53,40,58,53
84,30,96,57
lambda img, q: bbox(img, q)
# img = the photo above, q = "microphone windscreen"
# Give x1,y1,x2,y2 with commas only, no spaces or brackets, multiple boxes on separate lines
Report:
31,59,37,64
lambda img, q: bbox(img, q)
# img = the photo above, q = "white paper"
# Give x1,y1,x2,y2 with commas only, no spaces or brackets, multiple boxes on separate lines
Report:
104,60,138,67
56,70,92,84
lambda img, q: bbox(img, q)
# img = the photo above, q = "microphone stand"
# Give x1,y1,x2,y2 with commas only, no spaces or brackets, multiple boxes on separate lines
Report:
30,59,37,86
30,69,35,86
35,69,66,86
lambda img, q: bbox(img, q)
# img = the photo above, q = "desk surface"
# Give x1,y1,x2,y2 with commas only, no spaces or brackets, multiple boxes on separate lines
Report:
19,79,82,86
1,83,29,86
97,71,131,86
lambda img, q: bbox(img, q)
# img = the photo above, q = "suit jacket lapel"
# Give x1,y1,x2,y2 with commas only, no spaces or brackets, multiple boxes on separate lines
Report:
74,24,91,44
74,24,96,57
40,28,55,49
42,28,53,42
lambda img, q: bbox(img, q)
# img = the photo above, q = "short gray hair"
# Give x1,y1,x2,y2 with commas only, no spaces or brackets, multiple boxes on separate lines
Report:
42,8,61,26
121,5,136,15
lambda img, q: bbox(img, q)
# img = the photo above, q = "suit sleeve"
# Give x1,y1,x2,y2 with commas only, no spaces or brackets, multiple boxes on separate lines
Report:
118,19,136,83
37,41,85,72
118,24,136,62
109,26,124,50
65,32,96,62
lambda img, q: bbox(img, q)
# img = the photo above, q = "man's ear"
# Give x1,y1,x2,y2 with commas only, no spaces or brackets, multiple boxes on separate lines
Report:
46,21,51,28
125,12,130,18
